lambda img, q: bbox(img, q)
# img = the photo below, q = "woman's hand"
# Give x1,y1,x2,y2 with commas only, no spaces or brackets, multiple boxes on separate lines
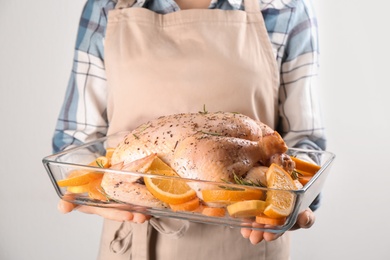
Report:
240,208,316,245
57,199,151,223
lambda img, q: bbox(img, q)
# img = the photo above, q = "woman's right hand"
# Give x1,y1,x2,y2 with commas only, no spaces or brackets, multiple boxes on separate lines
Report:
58,199,151,223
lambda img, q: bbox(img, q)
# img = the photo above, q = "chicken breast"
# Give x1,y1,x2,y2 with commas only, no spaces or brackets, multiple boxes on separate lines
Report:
102,154,168,208
103,112,288,206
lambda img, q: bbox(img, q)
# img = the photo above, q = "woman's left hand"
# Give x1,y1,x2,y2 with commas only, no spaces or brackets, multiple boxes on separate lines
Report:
240,208,316,244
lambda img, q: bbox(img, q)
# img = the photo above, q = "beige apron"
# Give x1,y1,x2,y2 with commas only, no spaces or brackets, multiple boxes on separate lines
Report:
99,0,290,259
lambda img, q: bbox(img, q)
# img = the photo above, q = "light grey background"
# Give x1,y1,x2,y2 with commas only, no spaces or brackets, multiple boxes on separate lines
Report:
1,1,389,259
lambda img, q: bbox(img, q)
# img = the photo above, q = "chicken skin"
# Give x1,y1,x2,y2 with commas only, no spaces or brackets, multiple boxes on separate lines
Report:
102,112,289,206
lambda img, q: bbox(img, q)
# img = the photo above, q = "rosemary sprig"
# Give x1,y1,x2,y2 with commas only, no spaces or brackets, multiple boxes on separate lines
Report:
291,169,303,180
233,172,266,188
199,104,208,115
96,160,104,168
139,124,150,133
220,172,266,190
289,154,304,180
132,124,150,140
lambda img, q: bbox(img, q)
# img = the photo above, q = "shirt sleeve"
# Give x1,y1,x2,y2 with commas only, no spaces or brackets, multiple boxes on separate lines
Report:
275,0,326,211
277,0,327,151
52,0,114,152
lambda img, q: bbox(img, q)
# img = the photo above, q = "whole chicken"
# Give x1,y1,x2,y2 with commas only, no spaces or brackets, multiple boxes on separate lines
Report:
102,112,289,206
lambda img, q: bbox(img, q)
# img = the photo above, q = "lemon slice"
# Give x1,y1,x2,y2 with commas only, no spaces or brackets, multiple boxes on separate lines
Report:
227,200,266,218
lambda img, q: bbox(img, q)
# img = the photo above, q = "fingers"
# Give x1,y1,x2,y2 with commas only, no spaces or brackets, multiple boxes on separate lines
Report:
263,231,283,242
241,228,264,244
241,227,283,244
249,230,265,244
133,212,151,223
77,205,151,223
57,199,151,223
57,200,78,213
77,205,136,222
240,227,252,239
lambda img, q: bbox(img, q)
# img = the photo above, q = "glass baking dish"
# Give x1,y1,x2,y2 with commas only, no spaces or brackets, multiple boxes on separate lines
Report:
42,132,335,233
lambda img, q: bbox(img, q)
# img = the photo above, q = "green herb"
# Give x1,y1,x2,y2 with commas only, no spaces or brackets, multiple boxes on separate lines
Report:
199,104,208,115
139,124,150,132
220,172,266,189
291,169,302,180
233,172,266,188
217,185,244,191
132,124,149,140
96,160,104,168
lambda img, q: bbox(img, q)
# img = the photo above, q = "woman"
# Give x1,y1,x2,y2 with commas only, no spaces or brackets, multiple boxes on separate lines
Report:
54,0,326,259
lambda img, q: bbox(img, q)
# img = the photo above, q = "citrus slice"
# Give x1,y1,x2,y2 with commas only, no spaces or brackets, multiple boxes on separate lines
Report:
144,157,196,205
89,156,110,168
105,148,116,159
169,197,200,212
57,170,102,187
148,156,174,172
263,163,297,218
291,156,321,175
88,177,108,201
256,214,287,226
297,175,312,186
67,183,90,193
201,207,226,217
202,189,263,204
227,200,266,218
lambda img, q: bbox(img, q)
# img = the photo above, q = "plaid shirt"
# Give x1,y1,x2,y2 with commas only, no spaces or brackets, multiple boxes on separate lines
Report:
53,0,326,153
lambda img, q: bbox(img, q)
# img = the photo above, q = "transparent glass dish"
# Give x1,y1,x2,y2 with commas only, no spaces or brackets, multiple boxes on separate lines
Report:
42,132,335,233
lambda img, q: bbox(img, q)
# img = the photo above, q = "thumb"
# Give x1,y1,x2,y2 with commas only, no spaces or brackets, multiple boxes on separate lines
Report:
297,208,315,229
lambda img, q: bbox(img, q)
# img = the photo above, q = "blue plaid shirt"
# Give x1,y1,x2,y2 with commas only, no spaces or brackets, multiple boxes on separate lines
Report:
53,0,326,155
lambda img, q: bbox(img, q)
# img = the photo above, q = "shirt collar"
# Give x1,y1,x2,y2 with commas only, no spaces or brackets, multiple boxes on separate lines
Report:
132,0,294,11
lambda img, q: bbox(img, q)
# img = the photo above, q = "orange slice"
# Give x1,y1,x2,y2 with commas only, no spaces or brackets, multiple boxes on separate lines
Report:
297,175,312,186
144,157,196,205
57,170,103,187
148,156,174,172
256,214,287,226
263,164,297,218
291,156,321,175
67,183,90,193
88,177,108,201
89,156,110,168
105,148,116,159
201,207,226,217
169,197,200,212
202,189,263,204
227,200,266,218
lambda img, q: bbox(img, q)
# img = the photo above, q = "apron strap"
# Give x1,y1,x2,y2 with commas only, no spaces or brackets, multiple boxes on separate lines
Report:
244,0,261,13
115,0,136,9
